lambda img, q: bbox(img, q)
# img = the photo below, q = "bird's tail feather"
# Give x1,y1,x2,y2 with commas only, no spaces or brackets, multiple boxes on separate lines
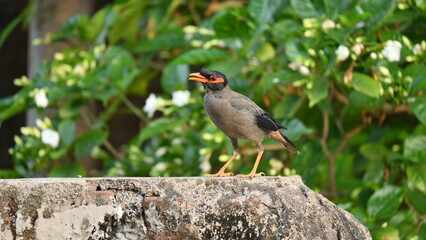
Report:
279,131,300,154
268,131,300,154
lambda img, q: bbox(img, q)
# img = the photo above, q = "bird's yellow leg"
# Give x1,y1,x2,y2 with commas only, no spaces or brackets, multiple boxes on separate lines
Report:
205,152,239,177
237,150,265,178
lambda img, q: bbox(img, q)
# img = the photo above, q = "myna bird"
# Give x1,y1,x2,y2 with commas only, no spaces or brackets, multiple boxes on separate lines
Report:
189,68,299,177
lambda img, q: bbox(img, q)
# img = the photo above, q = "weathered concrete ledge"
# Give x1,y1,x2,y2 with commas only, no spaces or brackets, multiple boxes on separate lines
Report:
0,176,371,240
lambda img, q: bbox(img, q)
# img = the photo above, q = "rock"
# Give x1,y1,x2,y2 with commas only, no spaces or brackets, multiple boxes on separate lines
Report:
0,176,371,239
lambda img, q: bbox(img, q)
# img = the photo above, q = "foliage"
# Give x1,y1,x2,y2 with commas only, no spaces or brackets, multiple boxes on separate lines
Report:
1,0,426,238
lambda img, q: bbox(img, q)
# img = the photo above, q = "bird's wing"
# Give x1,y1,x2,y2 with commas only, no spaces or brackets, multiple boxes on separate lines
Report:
255,112,288,131
229,93,287,131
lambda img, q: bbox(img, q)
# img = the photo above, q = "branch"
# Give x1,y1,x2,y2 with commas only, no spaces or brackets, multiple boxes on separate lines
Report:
403,196,426,232
320,109,366,199
121,95,149,122
80,99,122,160
103,139,121,160
330,82,349,105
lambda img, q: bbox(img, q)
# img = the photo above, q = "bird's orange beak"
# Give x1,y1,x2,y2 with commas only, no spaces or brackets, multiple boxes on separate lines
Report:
189,72,225,84
189,72,208,83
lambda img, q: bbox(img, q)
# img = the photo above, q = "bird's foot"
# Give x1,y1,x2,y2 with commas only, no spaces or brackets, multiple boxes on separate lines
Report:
236,172,265,178
204,171,234,177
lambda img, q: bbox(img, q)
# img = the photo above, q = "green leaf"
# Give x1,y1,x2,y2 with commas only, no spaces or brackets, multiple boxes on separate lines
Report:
361,0,398,32
420,221,426,240
134,31,185,53
272,20,302,40
403,136,426,163
291,142,323,186
131,117,188,146
374,227,400,240
283,118,313,140
207,60,246,79
405,64,426,94
406,164,426,193
172,49,231,65
405,186,426,214
305,77,329,107
351,73,381,98
335,153,359,192
82,7,106,42
360,143,388,161
273,95,304,119
75,129,108,159
255,42,275,62
161,64,189,94
0,170,21,179
261,70,295,94
100,46,138,91
387,209,418,239
59,99,84,119
363,161,385,185
284,38,308,61
248,0,278,24
290,0,319,18
213,10,251,41
50,15,88,42
348,91,384,110
408,95,426,125
367,185,403,220
108,2,145,44
58,119,76,146
323,0,341,20
0,13,25,49
49,162,87,177
0,95,28,122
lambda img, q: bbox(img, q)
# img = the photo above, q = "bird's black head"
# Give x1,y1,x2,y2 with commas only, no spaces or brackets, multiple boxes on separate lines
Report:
189,68,228,91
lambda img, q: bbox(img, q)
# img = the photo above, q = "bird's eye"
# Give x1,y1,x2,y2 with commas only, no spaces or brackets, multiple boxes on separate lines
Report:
209,76,215,80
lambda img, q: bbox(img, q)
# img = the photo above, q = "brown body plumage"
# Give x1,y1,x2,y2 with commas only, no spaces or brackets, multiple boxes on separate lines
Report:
189,68,299,177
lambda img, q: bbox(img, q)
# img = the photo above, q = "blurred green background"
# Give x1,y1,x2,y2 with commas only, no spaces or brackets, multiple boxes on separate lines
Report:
1,0,426,239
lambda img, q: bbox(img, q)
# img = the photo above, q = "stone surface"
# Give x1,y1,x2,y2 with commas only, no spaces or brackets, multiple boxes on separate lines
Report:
0,176,371,240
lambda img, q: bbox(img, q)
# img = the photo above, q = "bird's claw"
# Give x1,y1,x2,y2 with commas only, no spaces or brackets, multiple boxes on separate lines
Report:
204,172,234,177
236,172,265,178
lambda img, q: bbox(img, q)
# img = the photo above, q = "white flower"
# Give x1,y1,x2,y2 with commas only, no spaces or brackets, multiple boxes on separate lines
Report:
354,22,366,29
35,118,44,129
172,90,190,107
155,147,167,157
198,28,215,36
183,25,197,34
73,65,86,76
413,43,422,55
356,5,364,14
335,45,350,61
288,61,302,71
288,61,310,76
171,138,183,145
35,89,49,108
41,129,60,148
299,65,310,76
370,52,378,59
382,40,402,62
190,40,203,48
35,118,49,130
351,43,364,56
322,19,336,30
143,93,162,118
379,66,391,76
200,160,211,172
152,162,168,172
